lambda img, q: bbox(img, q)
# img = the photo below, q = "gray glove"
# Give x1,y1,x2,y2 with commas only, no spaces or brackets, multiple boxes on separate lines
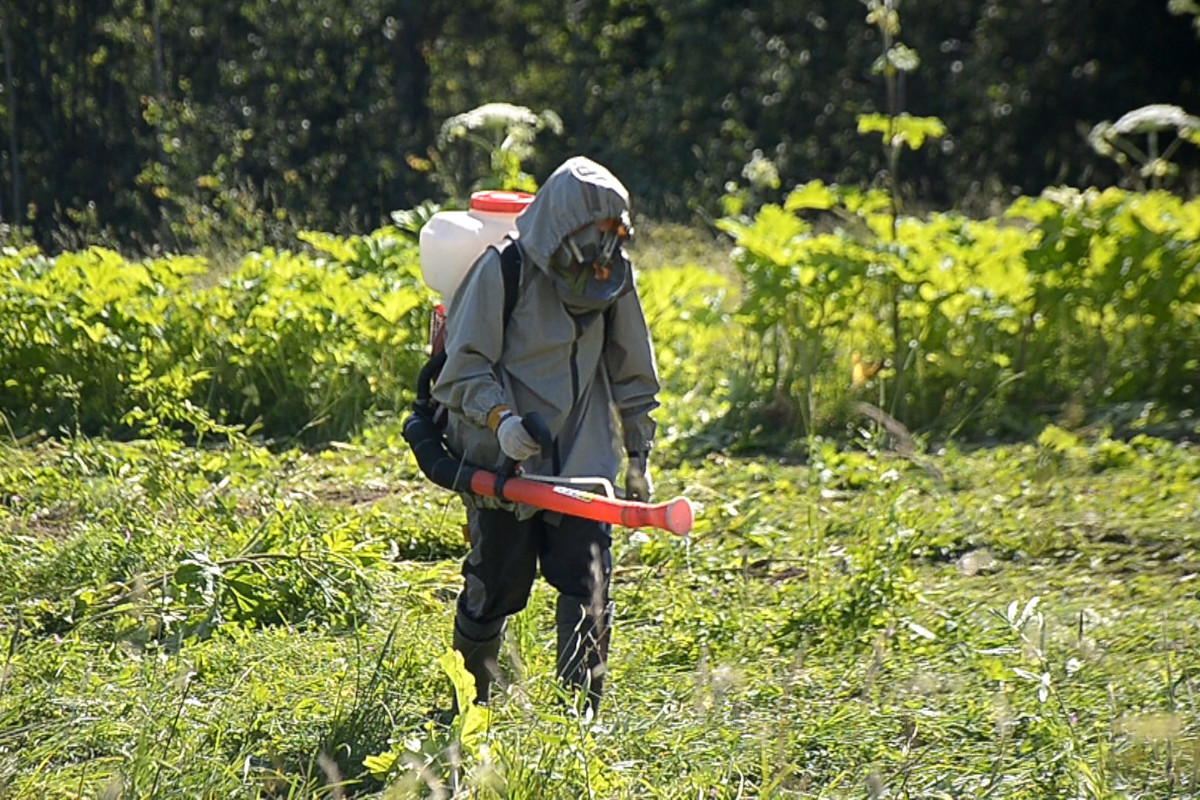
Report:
625,453,653,502
497,414,542,461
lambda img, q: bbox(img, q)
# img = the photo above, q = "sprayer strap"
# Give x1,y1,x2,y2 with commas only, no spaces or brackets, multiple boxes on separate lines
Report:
498,238,522,326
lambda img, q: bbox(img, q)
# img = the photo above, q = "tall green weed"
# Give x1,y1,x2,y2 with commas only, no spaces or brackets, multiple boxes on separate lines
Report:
0,246,206,436
719,185,1200,445
0,229,428,443
1010,187,1200,409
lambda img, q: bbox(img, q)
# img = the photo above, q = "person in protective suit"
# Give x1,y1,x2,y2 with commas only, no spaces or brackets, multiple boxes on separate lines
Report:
432,156,660,713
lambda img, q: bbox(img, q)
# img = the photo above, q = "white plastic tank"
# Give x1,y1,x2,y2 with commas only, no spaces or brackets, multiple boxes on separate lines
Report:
418,190,534,308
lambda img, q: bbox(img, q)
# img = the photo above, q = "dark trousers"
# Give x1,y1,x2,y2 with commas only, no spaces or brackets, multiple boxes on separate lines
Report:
455,507,612,638
452,506,613,706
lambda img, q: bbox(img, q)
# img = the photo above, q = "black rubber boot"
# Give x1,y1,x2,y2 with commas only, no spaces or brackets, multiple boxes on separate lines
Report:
452,615,504,707
555,593,612,714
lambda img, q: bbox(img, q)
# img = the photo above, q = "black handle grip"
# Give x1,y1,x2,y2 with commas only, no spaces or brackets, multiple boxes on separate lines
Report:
522,411,553,453
498,411,553,477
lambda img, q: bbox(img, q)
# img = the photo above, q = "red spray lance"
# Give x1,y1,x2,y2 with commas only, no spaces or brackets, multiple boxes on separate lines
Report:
463,459,693,537
480,412,692,536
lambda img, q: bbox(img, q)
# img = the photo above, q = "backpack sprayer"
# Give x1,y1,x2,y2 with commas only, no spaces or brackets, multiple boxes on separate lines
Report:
401,191,694,537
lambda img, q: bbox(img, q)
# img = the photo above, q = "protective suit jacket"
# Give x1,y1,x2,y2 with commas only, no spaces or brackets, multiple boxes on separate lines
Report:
431,157,660,516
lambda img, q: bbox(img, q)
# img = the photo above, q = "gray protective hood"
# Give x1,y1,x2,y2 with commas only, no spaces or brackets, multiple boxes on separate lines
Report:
516,156,632,275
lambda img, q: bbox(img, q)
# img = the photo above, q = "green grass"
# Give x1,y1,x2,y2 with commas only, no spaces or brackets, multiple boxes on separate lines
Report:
2,423,1198,798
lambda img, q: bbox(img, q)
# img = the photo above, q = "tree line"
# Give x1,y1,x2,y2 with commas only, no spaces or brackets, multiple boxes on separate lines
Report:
1,0,1198,253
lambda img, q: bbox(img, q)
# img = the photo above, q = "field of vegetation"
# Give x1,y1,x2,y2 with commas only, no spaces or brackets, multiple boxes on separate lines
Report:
2,419,1198,798
2,183,1199,797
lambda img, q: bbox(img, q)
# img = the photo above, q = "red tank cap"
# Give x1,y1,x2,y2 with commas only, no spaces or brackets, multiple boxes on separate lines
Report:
470,190,534,214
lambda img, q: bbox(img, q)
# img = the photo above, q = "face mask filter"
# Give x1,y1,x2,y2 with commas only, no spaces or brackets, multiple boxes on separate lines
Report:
562,222,627,282
550,219,633,309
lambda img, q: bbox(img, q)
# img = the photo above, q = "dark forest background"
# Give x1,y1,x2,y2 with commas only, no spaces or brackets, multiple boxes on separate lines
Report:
1,0,1198,253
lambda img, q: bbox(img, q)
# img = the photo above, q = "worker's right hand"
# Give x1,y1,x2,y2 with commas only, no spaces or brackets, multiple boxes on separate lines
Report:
625,452,653,502
496,414,542,461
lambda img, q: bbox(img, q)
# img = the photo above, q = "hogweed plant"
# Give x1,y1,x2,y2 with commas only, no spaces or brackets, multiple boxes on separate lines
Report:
859,0,946,424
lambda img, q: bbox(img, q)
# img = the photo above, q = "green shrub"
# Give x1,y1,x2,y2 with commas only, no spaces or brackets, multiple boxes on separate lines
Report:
187,237,426,441
0,230,429,442
0,246,206,436
718,184,1200,444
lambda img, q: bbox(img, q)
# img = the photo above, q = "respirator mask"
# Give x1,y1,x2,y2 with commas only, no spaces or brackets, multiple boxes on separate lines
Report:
549,216,633,310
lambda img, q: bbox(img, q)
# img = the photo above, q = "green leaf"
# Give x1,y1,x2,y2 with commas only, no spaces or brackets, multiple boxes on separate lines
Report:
369,291,422,327
82,321,108,344
175,553,223,587
437,649,491,754
437,649,477,722
716,204,808,267
297,230,357,263
784,181,836,213
857,113,946,151
857,113,892,137
1037,425,1081,453
458,704,490,752
225,576,265,614
362,750,398,780
978,657,1008,682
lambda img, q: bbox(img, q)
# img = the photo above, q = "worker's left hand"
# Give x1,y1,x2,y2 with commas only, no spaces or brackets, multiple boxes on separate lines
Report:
625,453,653,502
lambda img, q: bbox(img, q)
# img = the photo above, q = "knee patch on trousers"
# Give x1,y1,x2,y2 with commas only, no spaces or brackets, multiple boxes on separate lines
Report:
453,608,505,644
